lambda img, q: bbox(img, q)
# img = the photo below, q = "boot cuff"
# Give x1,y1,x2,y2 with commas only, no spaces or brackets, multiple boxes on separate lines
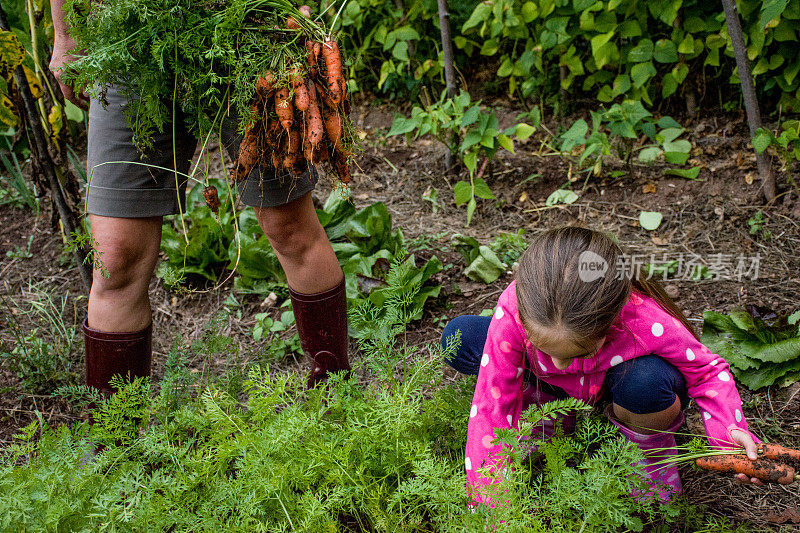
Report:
288,276,346,303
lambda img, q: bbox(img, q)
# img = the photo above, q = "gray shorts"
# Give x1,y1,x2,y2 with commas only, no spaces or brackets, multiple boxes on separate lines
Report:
86,86,317,217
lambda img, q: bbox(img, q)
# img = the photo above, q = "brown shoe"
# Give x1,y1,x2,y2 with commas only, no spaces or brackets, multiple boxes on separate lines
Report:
289,277,350,388
83,319,152,396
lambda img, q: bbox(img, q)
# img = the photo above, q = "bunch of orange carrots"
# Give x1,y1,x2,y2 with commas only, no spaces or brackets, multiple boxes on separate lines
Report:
203,7,352,213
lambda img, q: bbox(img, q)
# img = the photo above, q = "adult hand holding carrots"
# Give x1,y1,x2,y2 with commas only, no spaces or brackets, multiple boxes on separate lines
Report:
697,432,799,486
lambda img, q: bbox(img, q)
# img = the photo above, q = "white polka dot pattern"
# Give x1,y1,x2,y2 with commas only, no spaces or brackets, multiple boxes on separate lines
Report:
494,306,504,320
703,412,711,420
481,354,489,367
470,404,478,418
610,355,623,366
718,371,730,382
735,409,742,423
686,347,695,361
651,322,664,337
538,361,547,372
506,414,513,426
465,457,472,470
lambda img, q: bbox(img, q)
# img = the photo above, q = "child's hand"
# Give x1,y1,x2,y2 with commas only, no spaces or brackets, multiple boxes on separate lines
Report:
729,429,764,485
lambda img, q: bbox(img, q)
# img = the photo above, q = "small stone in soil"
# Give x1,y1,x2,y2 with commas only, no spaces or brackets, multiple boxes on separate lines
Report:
665,284,679,299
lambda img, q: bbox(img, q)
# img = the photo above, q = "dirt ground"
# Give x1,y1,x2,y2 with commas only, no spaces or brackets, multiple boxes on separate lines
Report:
1,101,799,529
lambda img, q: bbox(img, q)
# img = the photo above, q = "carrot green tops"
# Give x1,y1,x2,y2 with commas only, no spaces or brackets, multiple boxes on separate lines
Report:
465,280,757,505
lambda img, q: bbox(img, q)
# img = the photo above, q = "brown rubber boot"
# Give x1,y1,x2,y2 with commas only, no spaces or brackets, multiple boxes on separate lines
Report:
289,276,350,388
83,319,152,396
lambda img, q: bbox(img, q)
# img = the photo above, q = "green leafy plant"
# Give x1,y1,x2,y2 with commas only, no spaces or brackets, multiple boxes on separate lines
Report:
389,89,536,225
701,306,800,389
0,286,79,393
0,264,706,532
457,0,800,111
157,178,237,287
336,0,478,98
451,230,527,284
251,309,301,362
560,101,691,176
754,120,800,174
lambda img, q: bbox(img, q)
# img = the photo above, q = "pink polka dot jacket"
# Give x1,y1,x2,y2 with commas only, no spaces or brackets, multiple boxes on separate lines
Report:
465,280,758,506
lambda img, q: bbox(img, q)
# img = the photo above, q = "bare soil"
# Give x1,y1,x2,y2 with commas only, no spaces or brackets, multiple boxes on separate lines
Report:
1,102,799,528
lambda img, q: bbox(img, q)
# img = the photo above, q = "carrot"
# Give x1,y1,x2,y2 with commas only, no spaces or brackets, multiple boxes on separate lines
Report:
322,106,342,149
231,128,259,184
275,87,293,130
305,82,324,148
256,72,275,99
759,444,800,465
203,185,220,214
286,16,300,30
321,40,344,105
331,147,351,184
299,5,312,17
293,75,309,112
315,81,336,109
696,455,795,484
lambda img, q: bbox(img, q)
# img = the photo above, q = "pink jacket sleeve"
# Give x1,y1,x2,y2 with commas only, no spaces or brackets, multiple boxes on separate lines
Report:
627,295,759,448
464,289,526,506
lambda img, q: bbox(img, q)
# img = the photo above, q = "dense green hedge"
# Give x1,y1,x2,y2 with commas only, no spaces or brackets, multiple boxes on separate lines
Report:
340,0,800,110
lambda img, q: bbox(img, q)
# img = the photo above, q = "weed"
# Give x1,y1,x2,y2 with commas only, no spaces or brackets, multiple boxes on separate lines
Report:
0,286,80,393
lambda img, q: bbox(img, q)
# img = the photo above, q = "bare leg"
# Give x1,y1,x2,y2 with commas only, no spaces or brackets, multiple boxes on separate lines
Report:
254,192,342,292
612,396,682,434
87,214,163,332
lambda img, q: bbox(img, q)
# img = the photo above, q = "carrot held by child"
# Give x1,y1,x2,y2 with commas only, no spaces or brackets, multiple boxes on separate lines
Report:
695,443,800,484
696,454,795,484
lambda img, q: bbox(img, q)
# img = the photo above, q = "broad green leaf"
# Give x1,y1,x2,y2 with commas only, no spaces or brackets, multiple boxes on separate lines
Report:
521,1,539,22
463,2,492,32
654,39,678,63
464,150,478,175
628,39,654,63
473,177,496,200
560,119,589,151
466,197,477,226
661,73,679,98
639,211,663,230
678,35,695,54
497,133,515,153
664,167,701,180
638,146,662,163
752,129,772,153
462,105,481,128
387,115,417,137
392,41,409,61
631,61,657,87
546,189,579,206
664,151,690,165
453,180,472,206
760,0,789,30
464,245,506,283
514,122,536,140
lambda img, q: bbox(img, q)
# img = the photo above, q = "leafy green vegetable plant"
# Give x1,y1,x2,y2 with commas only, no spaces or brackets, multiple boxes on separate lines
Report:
389,89,536,225
560,101,691,176
702,306,800,389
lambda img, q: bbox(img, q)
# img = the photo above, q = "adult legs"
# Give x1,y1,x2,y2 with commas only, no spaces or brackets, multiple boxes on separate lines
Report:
83,215,163,395
255,192,349,387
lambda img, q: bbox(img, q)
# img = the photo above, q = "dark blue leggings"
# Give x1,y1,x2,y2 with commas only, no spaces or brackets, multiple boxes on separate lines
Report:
441,315,689,414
